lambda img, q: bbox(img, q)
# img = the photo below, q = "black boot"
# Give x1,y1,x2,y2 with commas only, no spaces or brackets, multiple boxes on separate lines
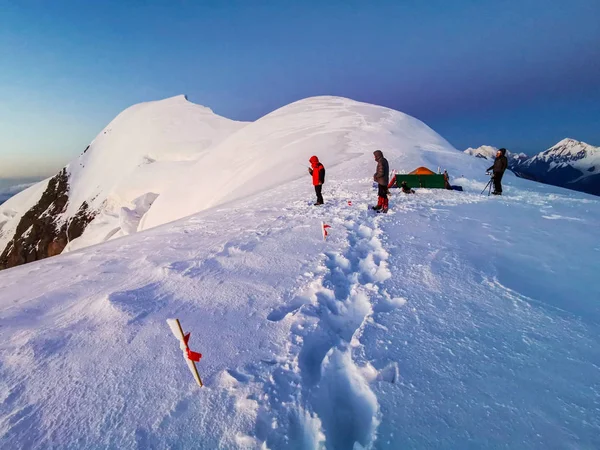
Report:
372,197,383,210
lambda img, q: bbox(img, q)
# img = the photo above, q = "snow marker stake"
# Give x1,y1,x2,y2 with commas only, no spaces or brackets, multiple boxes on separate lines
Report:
322,221,331,241
167,318,203,387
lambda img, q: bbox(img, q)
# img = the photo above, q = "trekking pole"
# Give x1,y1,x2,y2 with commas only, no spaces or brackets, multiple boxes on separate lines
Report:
481,174,493,196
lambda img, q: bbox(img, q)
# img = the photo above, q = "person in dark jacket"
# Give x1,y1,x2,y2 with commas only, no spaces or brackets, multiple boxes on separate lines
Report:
372,150,389,212
308,155,325,205
400,181,415,194
487,148,508,195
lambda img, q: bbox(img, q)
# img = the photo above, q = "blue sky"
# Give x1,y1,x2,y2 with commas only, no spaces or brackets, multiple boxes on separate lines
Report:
1,0,599,178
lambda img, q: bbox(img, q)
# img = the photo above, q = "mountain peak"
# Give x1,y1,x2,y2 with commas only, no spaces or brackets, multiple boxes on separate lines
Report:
464,145,527,162
543,138,597,159
550,138,585,150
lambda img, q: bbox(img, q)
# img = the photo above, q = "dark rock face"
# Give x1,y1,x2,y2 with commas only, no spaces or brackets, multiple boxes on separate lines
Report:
0,170,96,270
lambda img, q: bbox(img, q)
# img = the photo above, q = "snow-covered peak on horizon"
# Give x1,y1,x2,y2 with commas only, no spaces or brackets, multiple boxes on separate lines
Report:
464,145,528,162
534,138,599,165
463,139,600,196
519,138,599,186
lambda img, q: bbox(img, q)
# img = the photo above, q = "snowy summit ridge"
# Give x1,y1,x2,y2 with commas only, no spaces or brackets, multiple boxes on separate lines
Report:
142,95,459,229
0,95,466,267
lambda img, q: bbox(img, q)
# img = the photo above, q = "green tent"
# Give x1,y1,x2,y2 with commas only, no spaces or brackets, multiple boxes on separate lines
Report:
393,167,447,189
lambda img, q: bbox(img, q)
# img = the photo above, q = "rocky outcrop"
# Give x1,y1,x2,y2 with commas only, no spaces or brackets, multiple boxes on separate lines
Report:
0,170,96,270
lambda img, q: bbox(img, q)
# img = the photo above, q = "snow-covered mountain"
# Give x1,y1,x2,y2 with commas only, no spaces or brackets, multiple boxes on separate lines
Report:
464,139,600,196
2,95,484,269
1,96,599,448
0,95,247,269
515,138,600,195
464,145,528,168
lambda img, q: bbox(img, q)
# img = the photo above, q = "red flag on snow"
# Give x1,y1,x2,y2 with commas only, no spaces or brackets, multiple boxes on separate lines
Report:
322,221,331,240
183,333,202,362
167,319,204,387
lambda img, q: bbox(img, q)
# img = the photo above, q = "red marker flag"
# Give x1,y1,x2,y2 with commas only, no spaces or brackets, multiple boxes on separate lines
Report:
322,221,331,240
167,319,204,387
183,333,202,362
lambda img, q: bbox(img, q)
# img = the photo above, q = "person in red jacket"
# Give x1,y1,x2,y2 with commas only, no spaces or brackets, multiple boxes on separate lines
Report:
308,155,325,205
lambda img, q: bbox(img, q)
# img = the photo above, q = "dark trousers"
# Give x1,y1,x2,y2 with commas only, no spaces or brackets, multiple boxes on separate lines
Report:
314,185,324,204
378,184,388,199
493,172,504,193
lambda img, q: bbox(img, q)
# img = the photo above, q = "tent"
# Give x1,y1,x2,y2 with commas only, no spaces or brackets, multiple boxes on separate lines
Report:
390,166,448,189
409,167,437,175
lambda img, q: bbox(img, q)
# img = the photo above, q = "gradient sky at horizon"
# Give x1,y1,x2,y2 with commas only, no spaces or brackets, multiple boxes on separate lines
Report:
1,0,599,178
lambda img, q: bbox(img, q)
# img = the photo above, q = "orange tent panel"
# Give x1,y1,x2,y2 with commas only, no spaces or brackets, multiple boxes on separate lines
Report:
409,166,436,175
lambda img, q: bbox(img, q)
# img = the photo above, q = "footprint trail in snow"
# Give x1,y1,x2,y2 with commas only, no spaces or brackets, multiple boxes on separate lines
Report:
224,190,408,449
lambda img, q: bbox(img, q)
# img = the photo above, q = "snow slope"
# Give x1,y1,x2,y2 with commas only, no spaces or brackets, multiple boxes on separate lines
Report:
0,179,50,251
1,98,599,449
1,168,598,449
66,94,246,217
0,95,247,260
64,95,247,251
0,181,38,206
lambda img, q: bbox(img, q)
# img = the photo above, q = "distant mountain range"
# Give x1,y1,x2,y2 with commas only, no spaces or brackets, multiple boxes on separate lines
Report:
464,139,599,196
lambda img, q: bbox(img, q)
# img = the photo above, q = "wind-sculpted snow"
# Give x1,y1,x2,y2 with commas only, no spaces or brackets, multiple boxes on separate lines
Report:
1,166,599,448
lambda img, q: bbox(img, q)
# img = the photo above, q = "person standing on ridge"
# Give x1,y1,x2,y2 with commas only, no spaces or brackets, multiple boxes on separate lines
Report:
487,148,508,195
308,155,325,205
372,150,389,212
